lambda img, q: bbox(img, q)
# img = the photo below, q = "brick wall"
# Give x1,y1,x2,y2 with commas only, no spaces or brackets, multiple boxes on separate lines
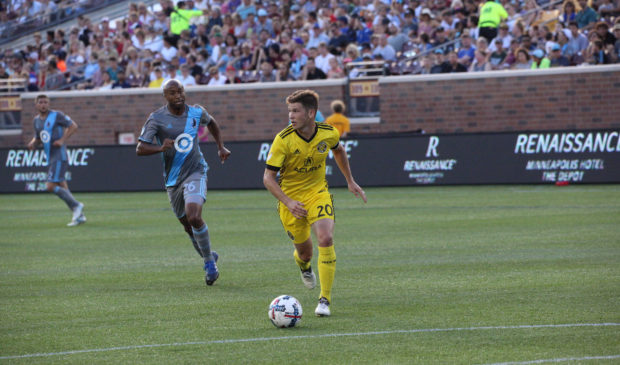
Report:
5,65,619,148
373,64,620,135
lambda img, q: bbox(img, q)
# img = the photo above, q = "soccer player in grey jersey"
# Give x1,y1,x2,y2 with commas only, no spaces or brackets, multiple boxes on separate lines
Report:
27,94,86,227
136,80,231,286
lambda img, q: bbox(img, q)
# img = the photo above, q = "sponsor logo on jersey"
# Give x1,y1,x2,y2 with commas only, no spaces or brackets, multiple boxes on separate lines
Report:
40,130,51,143
174,133,193,153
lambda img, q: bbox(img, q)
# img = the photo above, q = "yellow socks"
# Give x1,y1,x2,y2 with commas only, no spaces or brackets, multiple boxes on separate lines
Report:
318,245,336,302
294,249,311,271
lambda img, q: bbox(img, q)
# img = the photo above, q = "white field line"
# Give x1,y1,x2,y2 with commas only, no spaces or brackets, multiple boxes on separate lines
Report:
1,322,618,360
483,355,620,365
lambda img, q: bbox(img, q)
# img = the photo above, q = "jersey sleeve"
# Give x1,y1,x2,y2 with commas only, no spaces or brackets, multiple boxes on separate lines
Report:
197,105,214,126
266,135,287,171
330,128,341,149
138,114,159,144
56,112,74,128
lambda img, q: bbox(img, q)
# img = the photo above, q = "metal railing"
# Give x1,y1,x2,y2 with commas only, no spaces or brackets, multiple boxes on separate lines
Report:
0,0,126,46
0,79,28,95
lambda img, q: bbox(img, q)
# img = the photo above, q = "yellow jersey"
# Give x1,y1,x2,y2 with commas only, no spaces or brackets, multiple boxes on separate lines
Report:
266,123,340,201
325,113,350,136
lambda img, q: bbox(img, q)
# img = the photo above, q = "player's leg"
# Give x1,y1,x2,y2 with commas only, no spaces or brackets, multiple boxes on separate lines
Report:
183,173,219,286
312,218,336,316
279,202,315,289
47,161,84,226
178,215,204,257
307,193,336,316
294,237,316,289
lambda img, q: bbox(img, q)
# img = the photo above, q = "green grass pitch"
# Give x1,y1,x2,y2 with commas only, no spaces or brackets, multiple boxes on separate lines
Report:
1,185,619,364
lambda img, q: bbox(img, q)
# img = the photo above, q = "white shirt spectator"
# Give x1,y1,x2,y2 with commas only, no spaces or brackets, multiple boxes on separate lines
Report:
160,44,178,62
177,74,196,87
207,73,226,85
315,52,335,74
373,44,396,61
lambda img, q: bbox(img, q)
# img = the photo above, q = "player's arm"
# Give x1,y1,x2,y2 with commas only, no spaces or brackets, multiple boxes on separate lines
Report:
27,136,41,150
332,143,367,203
136,139,174,156
206,118,231,163
263,168,308,218
53,121,78,147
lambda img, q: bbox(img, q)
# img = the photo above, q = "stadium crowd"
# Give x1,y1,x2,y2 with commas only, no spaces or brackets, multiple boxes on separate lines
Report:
1,0,619,91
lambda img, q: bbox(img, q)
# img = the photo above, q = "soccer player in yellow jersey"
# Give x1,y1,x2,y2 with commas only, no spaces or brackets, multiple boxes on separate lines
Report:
263,89,367,317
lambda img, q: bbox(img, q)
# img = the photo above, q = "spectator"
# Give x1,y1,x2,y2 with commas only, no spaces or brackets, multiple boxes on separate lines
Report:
258,61,276,82
372,34,396,61
549,43,570,66
148,67,165,88
559,0,579,26
177,63,196,86
512,47,532,69
489,23,512,52
315,42,335,74
224,65,242,83
307,24,330,49
235,0,256,20
327,57,344,78
594,22,617,47
106,57,123,82
112,72,131,88
160,37,178,62
489,39,507,69
565,21,589,57
302,57,326,80
575,0,598,30
470,50,491,72
531,49,551,68
445,51,468,72
430,49,449,73
457,33,476,66
275,62,296,81
207,66,226,85
387,23,408,53
170,1,204,37
325,99,350,137
97,70,113,90
477,0,508,44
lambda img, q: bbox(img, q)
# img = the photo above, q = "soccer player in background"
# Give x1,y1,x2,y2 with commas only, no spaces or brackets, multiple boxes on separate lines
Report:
263,89,367,316
27,94,86,227
136,80,231,286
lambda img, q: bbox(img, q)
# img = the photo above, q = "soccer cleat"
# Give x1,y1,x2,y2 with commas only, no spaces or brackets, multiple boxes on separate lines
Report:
67,214,86,227
315,297,331,317
71,203,84,222
300,267,316,289
203,251,219,286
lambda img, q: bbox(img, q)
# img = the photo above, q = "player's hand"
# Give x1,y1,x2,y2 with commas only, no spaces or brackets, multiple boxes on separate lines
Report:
160,138,175,151
27,140,36,150
348,181,367,203
52,139,65,147
218,147,231,163
286,200,308,219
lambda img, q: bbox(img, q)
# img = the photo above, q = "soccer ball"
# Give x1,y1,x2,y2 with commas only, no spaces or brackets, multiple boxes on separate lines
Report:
268,295,303,328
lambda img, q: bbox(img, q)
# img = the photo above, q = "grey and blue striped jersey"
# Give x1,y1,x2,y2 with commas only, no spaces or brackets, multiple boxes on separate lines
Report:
139,104,213,188
33,110,73,165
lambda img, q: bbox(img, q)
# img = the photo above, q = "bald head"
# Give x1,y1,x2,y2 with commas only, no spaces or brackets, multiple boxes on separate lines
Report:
163,79,186,112
163,79,183,92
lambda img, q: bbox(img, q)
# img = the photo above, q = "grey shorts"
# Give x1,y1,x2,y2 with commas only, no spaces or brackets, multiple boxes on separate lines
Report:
166,172,207,218
47,159,68,183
